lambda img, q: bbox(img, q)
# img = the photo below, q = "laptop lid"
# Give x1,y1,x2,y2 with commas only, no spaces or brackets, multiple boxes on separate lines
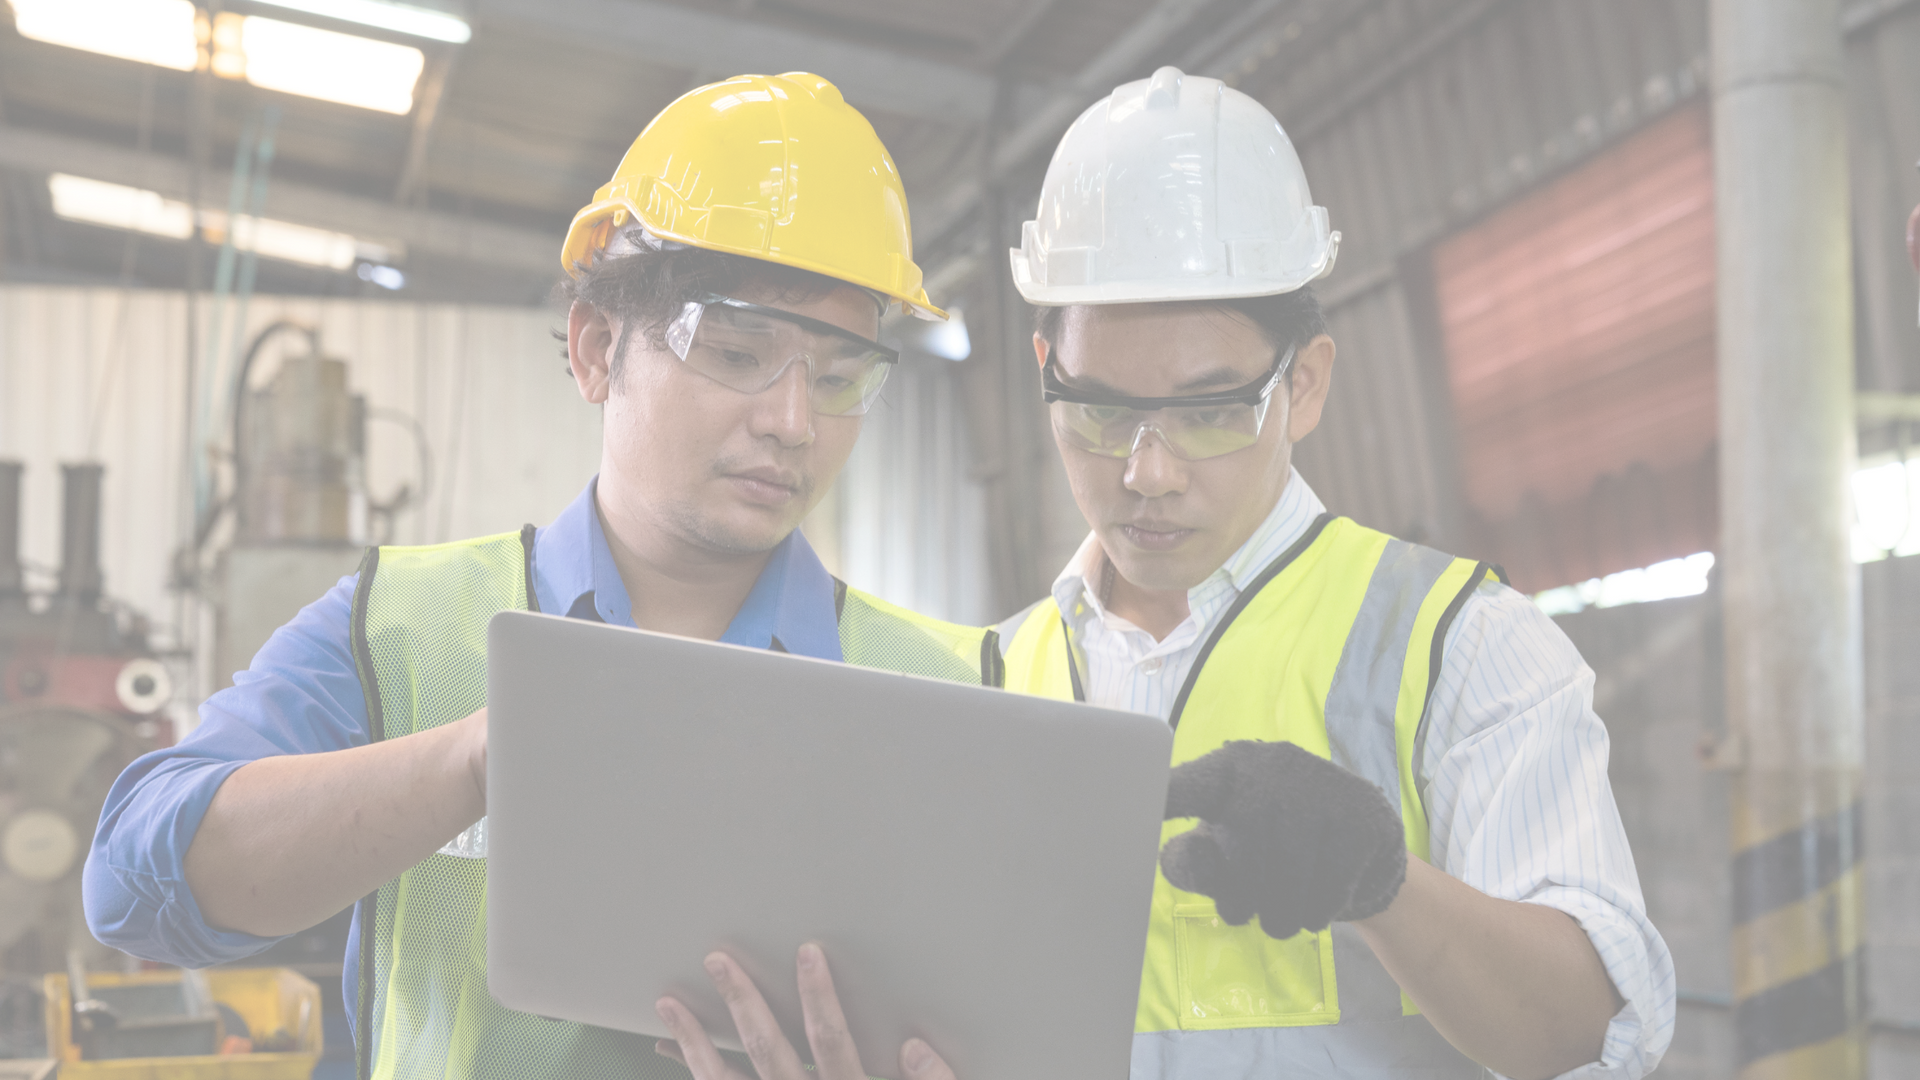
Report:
485,610,1171,1080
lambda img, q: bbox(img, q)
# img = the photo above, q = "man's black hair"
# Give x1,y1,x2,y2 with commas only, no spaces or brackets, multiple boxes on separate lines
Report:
553,247,846,375
1031,286,1328,378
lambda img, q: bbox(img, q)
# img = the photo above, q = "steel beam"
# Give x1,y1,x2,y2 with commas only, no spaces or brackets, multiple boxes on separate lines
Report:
1711,0,1867,1076
472,0,1001,124
0,124,555,274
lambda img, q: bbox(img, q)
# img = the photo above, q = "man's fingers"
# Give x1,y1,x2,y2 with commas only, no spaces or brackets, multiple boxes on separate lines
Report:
655,1040,687,1067
704,951,808,1080
794,943,864,1080
1160,823,1232,897
655,997,747,1080
900,1038,957,1080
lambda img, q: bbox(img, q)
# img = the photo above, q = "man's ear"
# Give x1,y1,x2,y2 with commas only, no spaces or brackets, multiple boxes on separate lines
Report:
568,301,616,404
1286,333,1336,443
1032,332,1050,369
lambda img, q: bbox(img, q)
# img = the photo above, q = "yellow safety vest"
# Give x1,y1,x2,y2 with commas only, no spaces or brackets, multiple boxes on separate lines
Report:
348,527,1000,1080
1002,514,1500,1079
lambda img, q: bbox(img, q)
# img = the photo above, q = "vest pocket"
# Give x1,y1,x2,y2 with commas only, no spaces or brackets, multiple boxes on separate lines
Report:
1171,902,1333,1028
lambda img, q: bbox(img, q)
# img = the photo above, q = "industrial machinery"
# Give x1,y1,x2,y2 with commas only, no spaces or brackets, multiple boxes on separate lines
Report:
209,323,402,689
0,461,168,1047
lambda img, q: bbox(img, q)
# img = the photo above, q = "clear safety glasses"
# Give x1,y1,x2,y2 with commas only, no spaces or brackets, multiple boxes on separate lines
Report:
663,294,898,416
1041,345,1296,461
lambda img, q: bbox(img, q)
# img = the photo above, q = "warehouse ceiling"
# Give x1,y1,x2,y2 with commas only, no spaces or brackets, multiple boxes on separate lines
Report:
0,0,1406,303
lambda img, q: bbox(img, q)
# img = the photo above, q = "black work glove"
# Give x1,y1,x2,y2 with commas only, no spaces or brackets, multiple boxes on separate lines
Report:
1159,740,1406,941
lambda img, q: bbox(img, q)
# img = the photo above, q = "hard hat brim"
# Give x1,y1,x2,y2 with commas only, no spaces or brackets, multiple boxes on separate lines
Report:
1008,237,1339,307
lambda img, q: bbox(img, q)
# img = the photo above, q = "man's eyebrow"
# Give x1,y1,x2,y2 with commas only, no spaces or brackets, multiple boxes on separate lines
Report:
1054,369,1126,395
1171,367,1258,393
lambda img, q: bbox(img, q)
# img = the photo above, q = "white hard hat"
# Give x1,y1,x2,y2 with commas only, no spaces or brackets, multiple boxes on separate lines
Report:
1011,66,1339,307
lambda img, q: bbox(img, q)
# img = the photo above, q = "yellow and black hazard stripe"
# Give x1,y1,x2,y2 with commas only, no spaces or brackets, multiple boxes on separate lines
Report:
1730,787,1868,1077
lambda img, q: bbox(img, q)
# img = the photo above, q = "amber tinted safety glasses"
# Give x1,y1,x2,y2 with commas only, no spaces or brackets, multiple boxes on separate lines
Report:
1041,344,1296,460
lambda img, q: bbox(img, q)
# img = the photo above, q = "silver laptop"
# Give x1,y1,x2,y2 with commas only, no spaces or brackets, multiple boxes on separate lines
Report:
485,610,1172,1080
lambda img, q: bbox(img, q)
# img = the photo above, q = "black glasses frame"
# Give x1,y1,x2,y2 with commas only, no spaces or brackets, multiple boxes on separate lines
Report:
1039,344,1297,410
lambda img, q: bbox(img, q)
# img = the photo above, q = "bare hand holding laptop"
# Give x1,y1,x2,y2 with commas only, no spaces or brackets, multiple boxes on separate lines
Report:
655,946,954,1080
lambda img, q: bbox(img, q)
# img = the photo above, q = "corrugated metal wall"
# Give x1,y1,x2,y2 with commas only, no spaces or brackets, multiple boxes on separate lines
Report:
1433,104,1719,589
0,286,602,677
1267,0,1920,570
833,354,995,626
1273,0,1719,559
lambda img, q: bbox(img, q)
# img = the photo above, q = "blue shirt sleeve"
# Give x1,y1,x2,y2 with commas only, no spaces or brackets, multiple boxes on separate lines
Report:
83,573,371,968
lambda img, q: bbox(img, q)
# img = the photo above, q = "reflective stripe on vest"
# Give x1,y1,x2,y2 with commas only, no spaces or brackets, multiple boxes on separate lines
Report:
1001,515,1496,1079
349,528,1000,1080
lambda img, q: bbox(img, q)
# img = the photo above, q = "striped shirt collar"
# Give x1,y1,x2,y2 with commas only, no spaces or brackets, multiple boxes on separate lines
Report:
1052,467,1327,635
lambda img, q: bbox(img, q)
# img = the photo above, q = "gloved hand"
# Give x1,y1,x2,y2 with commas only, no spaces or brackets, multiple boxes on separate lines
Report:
1160,740,1406,941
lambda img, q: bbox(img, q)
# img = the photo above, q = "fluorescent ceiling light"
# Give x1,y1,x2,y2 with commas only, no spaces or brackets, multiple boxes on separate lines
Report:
219,215,374,270
49,174,196,239
357,263,407,290
8,0,198,70
48,174,400,271
248,0,471,43
239,16,426,114
9,1,429,115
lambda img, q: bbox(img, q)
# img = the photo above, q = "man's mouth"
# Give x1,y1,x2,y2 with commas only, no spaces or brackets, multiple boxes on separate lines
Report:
724,467,803,506
1119,522,1195,551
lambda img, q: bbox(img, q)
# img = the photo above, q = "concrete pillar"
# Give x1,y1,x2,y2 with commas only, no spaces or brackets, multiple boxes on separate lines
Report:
1711,1,1868,1077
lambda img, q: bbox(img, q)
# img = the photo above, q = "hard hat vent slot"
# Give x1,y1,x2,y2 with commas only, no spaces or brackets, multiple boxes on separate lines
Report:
1226,239,1282,277
1043,247,1094,287
704,205,773,254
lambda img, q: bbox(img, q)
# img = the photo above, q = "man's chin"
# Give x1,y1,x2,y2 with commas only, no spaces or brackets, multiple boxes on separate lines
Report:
1105,545,1214,597
676,507,801,557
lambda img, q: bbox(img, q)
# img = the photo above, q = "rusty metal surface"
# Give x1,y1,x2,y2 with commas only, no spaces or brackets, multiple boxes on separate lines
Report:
1432,104,1718,588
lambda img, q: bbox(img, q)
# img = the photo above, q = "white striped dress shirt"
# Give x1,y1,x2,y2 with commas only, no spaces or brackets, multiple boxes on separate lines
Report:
1047,468,1677,1080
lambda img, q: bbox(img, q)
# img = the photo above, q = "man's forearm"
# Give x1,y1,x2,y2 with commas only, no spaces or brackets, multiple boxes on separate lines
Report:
1355,858,1622,1080
184,710,486,937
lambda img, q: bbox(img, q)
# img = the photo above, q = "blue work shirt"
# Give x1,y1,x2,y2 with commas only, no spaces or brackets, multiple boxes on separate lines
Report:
84,478,843,1032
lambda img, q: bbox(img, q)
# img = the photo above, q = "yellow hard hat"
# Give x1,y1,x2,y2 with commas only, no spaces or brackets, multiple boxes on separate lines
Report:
561,72,945,320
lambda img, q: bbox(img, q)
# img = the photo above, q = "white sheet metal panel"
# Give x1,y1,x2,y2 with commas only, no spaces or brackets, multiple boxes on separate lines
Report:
836,357,994,627
0,287,600,664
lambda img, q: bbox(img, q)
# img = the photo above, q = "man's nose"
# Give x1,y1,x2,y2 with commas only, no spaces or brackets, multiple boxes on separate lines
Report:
748,359,816,448
1123,427,1188,498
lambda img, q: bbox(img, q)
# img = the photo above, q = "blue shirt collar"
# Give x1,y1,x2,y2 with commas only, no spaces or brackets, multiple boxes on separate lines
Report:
532,477,843,662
